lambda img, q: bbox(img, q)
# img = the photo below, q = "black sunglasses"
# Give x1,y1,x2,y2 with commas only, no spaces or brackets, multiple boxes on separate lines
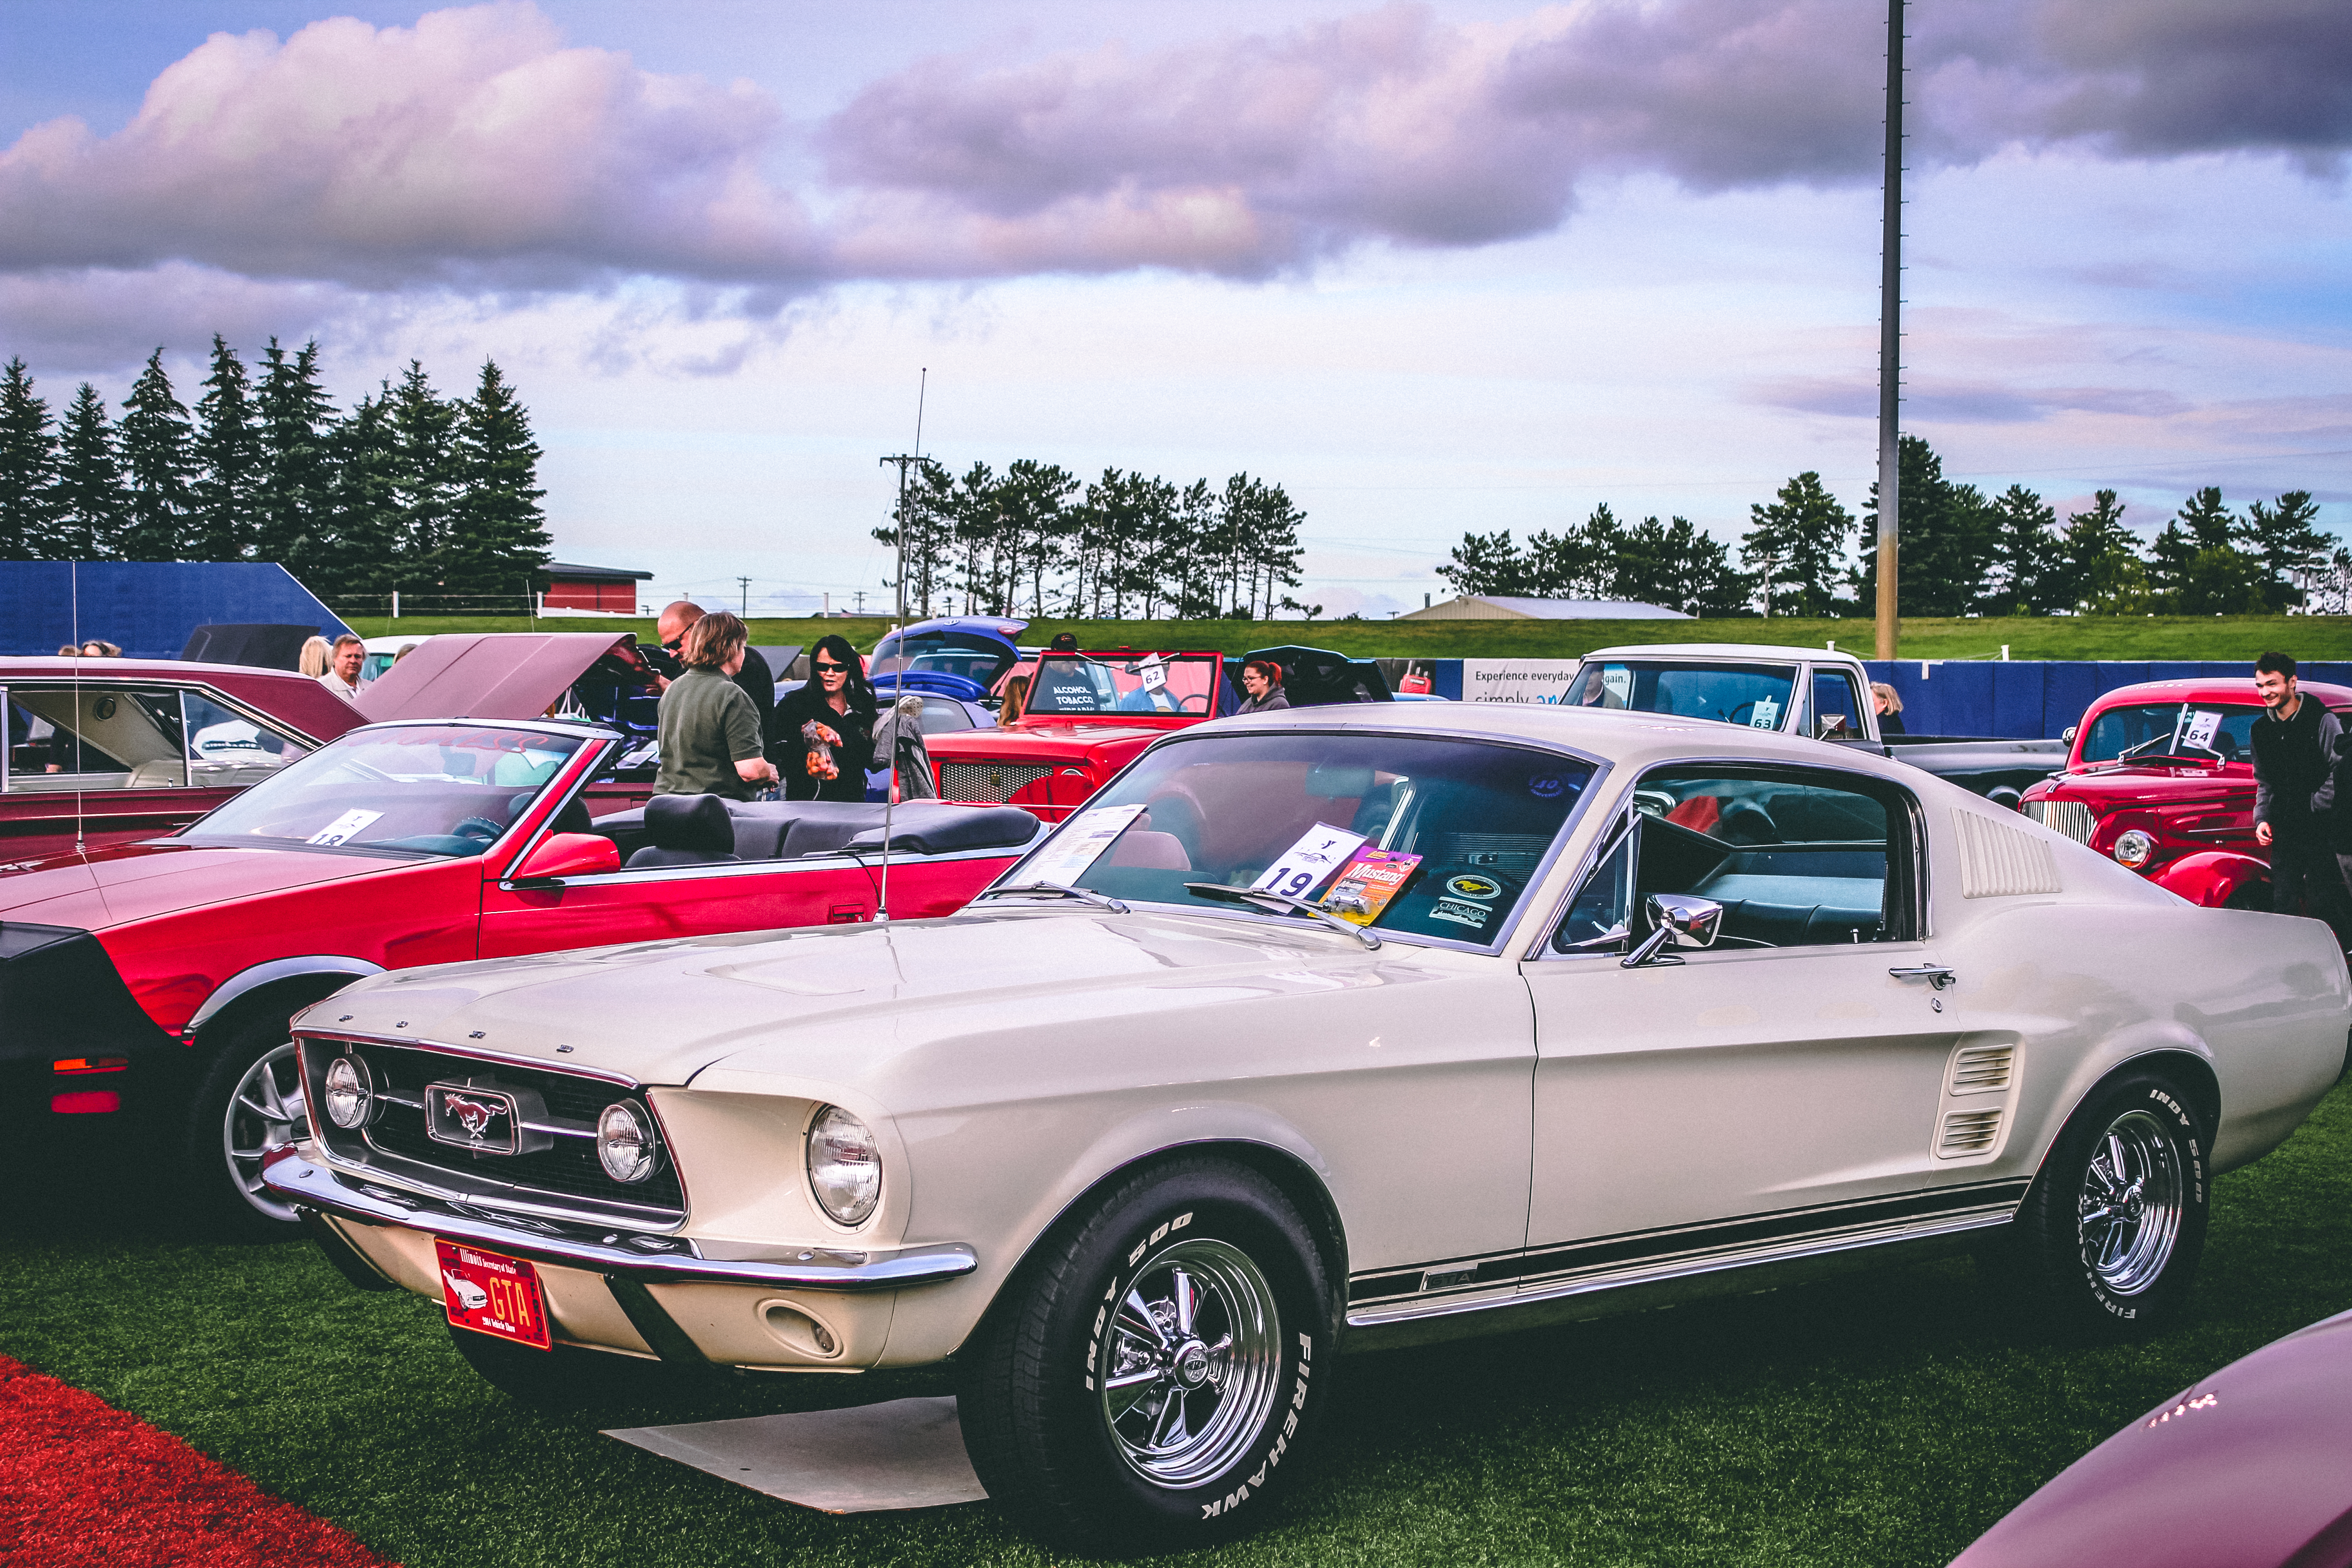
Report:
812,659,848,672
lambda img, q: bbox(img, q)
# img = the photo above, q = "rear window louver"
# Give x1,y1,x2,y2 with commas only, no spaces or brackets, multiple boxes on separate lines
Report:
1955,809,2062,898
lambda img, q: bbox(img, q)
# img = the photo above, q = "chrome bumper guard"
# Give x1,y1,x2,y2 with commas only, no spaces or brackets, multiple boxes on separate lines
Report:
263,1152,976,1294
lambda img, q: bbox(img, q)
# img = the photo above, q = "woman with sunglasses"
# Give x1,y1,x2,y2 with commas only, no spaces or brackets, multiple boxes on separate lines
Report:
774,633,878,801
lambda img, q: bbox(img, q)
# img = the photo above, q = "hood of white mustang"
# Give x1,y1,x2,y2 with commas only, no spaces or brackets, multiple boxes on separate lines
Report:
304,907,1439,1094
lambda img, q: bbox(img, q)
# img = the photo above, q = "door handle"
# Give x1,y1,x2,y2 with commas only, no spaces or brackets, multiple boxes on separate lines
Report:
1888,964,1957,990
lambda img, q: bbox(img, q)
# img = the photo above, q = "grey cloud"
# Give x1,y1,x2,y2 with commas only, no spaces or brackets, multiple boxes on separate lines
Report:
1749,374,2192,423
1,0,2347,303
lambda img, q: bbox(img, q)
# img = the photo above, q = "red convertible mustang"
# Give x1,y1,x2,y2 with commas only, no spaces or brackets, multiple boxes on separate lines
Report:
0,716,1038,1234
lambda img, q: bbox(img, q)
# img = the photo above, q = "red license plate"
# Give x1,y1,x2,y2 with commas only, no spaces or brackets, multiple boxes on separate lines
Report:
436,1239,553,1350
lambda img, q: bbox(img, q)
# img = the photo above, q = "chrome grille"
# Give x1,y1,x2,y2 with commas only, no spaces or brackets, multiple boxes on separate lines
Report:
2022,798,2095,845
939,760,1052,804
300,1040,683,1224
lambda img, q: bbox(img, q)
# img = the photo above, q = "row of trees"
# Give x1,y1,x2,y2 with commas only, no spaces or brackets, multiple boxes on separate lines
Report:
877,460,1310,621
0,342,550,601
1441,436,2341,617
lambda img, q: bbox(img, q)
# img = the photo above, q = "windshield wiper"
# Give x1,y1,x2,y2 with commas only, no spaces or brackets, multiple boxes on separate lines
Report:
976,880,1130,913
1182,882,1382,950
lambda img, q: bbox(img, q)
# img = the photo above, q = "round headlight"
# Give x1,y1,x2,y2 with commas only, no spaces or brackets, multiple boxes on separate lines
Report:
806,1104,881,1226
596,1102,660,1184
323,1054,372,1129
2113,829,2155,869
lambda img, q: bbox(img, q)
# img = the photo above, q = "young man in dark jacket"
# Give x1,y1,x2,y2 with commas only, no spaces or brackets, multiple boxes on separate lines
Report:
2252,651,2348,943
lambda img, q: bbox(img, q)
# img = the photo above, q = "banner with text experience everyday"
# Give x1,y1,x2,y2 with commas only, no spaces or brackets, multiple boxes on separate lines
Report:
1460,659,1587,704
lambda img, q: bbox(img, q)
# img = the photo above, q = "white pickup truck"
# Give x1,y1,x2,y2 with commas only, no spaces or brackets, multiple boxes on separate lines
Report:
1571,643,2068,806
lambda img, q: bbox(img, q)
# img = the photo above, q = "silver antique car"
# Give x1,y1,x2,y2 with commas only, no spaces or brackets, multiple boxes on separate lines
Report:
265,704,2349,1549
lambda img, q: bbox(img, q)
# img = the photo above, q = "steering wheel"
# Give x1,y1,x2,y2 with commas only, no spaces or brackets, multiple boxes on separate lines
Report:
1726,701,1758,727
1177,693,1210,713
450,816,506,843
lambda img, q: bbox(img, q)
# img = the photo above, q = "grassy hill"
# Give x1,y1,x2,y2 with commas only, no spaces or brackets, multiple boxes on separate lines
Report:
342,613,2352,663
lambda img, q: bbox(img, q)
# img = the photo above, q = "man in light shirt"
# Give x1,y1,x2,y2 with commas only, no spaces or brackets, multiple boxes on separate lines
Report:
319,635,365,701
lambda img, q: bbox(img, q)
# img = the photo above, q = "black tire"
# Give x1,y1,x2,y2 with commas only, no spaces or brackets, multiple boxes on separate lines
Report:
178,1014,312,1240
1995,1068,2211,1338
2224,879,2269,912
446,1321,667,1406
959,1156,1335,1552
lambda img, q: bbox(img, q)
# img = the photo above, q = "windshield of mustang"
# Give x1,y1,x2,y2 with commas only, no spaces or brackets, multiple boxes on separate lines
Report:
181,726,585,856
1003,732,1595,942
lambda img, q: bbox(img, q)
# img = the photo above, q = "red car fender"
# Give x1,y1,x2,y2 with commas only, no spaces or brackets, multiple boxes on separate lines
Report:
2151,848,2268,909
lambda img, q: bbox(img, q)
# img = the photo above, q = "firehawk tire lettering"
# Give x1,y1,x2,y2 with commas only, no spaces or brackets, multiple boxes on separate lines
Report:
960,1161,1331,1551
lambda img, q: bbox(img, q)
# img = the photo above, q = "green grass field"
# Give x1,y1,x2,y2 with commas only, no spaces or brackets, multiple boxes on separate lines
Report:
342,613,2352,665
10,1076,2352,1568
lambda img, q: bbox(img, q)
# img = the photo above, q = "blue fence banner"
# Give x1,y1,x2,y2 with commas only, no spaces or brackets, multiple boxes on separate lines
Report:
1,561,353,660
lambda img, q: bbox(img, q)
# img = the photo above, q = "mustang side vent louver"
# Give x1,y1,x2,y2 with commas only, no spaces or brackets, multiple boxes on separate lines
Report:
1938,1108,2004,1157
1950,1044,2015,1094
1954,809,2063,898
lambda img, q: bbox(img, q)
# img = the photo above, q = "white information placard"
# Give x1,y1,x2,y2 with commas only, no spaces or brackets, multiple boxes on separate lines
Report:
1137,657,1168,693
2181,709,2222,753
306,808,383,847
1251,823,1369,902
1018,804,1147,887
1749,697,1782,730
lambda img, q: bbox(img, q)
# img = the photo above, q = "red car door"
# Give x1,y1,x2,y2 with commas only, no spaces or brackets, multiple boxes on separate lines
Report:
475,849,1012,958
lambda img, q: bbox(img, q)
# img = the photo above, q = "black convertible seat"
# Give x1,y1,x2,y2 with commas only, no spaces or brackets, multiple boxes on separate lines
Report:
626,793,742,868
835,804,1041,856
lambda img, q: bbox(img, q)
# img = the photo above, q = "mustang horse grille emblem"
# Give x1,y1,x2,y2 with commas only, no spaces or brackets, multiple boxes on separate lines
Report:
426,1083,520,1153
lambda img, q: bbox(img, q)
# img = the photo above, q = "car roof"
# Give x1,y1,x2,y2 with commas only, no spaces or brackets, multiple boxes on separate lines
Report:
1192,697,1950,787
1581,642,1867,671
2089,677,2352,710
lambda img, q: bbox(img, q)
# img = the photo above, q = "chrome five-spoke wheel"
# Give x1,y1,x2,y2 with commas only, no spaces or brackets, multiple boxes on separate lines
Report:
1099,1237,1284,1487
223,1040,306,1223
2076,1108,2184,1297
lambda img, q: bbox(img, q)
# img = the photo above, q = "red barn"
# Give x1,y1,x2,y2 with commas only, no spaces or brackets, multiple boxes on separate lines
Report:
536,561,653,613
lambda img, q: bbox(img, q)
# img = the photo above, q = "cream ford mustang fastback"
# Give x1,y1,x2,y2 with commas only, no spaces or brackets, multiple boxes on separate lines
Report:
267,704,2349,1549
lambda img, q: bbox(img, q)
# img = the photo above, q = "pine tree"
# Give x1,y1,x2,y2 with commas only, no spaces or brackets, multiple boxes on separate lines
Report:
2152,488,2261,614
2246,490,2334,610
1617,515,1748,616
388,362,462,596
446,359,552,601
1742,471,1854,616
2052,490,2148,613
52,384,130,560
192,335,261,560
1988,484,2055,614
255,338,338,572
1857,436,1998,617
118,349,196,560
322,388,404,598
0,358,60,559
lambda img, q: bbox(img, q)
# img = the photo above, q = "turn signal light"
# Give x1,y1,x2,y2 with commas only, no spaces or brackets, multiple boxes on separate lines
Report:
53,1057,129,1074
52,1090,122,1114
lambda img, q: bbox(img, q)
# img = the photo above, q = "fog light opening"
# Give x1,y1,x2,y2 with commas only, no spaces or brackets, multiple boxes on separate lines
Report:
759,1300,843,1359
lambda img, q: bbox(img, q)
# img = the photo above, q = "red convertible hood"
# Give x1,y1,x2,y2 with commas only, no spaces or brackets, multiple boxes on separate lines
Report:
0,841,416,930
355,632,641,722
1954,1308,2352,1567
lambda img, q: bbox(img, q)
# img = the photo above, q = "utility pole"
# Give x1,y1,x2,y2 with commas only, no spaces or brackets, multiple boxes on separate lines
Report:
877,368,930,628
854,589,866,616
1875,0,1904,661
736,575,751,617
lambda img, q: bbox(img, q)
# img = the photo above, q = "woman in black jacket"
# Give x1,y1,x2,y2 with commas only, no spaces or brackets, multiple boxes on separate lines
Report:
773,633,877,801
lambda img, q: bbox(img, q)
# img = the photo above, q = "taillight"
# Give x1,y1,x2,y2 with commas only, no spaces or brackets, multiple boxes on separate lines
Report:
52,1090,122,1114
53,1057,129,1075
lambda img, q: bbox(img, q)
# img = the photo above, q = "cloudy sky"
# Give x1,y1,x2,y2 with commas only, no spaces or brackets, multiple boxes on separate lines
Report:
2,0,2347,618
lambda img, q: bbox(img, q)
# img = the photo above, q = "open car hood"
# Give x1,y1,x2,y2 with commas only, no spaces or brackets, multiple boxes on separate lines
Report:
355,632,643,723
0,840,420,930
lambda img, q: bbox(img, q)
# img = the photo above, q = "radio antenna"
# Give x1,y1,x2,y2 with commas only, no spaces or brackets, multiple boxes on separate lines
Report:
874,692,923,922
71,560,85,855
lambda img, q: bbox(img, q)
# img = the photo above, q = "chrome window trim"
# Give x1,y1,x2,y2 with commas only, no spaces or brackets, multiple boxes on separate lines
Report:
2,676,333,750
509,835,1042,892
986,727,1613,958
1524,752,1932,960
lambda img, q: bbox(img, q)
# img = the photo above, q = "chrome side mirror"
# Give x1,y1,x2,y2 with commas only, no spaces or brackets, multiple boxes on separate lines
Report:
1622,894,1725,968
2063,725,2078,742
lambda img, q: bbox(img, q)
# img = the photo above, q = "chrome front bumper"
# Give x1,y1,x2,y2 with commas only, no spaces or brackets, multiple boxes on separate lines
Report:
262,1151,976,1293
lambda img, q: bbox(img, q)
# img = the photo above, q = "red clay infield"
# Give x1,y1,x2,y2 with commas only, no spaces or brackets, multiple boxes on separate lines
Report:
0,1354,395,1567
